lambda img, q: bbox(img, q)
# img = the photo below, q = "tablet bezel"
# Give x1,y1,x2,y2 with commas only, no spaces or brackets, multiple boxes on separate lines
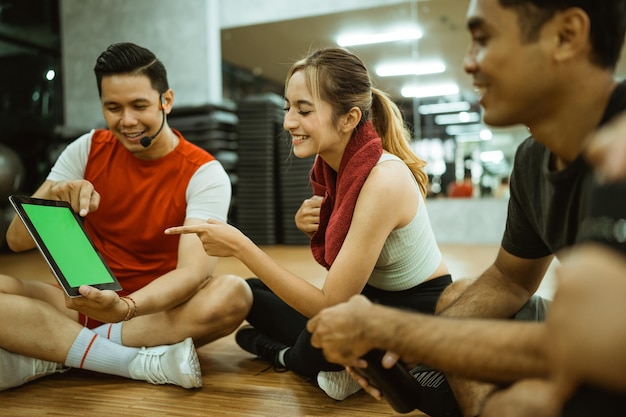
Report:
8,195,122,298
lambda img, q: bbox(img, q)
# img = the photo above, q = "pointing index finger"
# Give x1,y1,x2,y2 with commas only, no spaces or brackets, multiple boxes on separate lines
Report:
164,225,195,235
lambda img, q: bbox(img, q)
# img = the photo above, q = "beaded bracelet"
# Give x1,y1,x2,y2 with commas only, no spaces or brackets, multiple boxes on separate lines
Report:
120,296,138,321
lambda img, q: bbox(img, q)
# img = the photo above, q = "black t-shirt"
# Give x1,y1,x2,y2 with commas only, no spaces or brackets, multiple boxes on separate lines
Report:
502,81,626,259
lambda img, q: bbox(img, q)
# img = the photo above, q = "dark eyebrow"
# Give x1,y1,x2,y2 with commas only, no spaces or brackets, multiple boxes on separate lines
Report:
102,98,151,107
130,98,151,105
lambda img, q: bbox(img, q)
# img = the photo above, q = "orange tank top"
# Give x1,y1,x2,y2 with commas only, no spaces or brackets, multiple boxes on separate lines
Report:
83,129,215,295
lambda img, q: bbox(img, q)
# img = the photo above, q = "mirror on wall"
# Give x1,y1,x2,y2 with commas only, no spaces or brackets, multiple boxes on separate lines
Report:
220,0,533,199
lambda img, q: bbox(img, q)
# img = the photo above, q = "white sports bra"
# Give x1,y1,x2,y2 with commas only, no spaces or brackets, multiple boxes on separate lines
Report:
366,154,442,291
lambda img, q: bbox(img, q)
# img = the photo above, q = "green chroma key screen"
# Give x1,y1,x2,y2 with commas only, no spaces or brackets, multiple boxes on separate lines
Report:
22,203,115,287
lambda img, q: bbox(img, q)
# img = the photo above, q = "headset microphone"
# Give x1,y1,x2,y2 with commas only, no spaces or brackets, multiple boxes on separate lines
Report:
140,97,167,148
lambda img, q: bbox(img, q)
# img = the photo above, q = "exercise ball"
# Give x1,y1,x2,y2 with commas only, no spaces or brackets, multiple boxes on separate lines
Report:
0,203,14,251
0,143,25,201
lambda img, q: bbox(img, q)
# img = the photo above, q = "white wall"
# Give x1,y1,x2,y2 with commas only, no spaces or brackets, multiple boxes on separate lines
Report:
219,0,409,29
426,198,508,244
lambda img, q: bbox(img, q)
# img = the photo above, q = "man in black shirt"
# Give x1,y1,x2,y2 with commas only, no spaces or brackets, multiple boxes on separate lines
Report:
307,1,626,416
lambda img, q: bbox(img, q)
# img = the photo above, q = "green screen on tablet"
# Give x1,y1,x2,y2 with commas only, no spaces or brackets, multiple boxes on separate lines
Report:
9,195,122,297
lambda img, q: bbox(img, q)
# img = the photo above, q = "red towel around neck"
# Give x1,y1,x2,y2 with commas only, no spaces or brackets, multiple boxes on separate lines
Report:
309,120,383,269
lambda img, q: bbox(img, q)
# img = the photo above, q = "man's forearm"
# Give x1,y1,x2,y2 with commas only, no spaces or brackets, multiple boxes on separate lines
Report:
5,214,37,252
375,304,550,384
6,181,56,252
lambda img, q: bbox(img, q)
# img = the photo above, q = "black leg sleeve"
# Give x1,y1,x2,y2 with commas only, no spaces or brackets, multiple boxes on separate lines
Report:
244,278,306,345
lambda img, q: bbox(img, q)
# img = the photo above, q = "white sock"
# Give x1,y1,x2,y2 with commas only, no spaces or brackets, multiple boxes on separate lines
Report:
64,328,137,378
317,369,362,400
92,323,123,344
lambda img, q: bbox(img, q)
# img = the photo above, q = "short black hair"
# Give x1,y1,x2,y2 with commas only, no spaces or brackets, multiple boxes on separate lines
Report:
93,42,169,96
499,0,626,69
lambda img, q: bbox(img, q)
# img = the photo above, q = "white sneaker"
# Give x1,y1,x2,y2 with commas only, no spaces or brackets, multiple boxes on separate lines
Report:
317,369,362,400
1,347,68,391
128,337,202,389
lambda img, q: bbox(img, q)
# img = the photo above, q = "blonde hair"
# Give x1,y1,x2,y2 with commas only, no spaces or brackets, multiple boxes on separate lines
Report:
286,47,428,196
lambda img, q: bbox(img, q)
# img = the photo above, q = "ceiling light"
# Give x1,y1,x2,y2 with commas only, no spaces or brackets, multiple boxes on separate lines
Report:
480,150,504,163
337,29,422,47
455,133,481,143
375,62,446,77
445,123,483,136
418,101,471,114
479,129,493,140
401,83,459,99
434,112,481,125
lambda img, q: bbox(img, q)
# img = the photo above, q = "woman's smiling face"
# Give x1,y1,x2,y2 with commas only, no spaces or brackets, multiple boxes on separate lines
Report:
283,70,344,164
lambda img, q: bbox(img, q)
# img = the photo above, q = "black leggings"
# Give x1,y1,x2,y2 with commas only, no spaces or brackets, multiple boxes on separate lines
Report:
244,275,453,378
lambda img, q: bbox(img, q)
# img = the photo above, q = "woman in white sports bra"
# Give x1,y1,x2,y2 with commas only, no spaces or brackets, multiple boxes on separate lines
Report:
165,47,451,403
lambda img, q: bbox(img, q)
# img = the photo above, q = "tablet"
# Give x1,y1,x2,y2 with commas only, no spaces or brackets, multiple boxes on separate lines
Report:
8,195,122,298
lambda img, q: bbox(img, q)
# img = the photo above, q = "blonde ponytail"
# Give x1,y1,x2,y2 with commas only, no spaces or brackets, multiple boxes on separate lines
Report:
371,88,428,197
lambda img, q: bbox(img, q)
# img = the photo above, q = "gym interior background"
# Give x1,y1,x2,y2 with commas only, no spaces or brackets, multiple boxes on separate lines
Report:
1,0,625,251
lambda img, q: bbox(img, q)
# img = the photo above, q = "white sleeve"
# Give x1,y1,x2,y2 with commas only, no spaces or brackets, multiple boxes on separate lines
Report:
186,160,232,222
46,130,93,181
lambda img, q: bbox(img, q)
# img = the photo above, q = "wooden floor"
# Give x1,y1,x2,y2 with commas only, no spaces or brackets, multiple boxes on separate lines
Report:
0,244,557,417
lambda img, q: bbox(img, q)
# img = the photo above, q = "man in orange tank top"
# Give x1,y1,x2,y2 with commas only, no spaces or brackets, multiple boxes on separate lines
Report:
0,43,252,391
